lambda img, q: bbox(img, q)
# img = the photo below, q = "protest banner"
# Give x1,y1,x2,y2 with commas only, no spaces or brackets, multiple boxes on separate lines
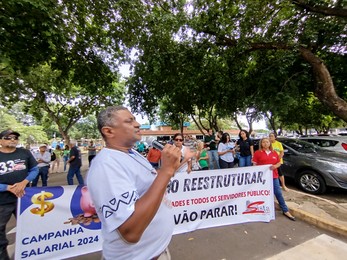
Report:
15,165,274,259
169,165,275,234
15,186,102,259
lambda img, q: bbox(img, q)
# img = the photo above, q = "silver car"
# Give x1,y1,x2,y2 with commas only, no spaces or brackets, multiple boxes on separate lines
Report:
299,136,347,154
278,138,347,195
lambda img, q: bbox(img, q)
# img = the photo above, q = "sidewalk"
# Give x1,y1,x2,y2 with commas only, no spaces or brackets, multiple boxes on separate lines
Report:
283,189,347,237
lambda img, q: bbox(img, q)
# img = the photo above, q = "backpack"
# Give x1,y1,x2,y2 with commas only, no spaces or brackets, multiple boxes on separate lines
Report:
51,152,56,161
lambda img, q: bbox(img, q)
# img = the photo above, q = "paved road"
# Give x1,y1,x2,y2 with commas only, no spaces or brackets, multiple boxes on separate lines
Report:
66,207,347,259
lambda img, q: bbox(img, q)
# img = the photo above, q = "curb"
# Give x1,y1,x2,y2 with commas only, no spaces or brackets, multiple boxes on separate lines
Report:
289,206,347,237
279,188,347,238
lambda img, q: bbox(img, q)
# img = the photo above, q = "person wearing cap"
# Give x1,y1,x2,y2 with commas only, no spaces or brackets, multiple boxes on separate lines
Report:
0,129,39,260
31,144,51,187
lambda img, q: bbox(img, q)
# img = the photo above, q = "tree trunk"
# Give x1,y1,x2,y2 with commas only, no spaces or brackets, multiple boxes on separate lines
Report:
232,114,243,130
299,47,347,122
60,130,70,145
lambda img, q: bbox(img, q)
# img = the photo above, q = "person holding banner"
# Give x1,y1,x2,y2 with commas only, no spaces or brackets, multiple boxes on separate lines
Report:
87,106,183,260
252,137,296,221
0,129,39,260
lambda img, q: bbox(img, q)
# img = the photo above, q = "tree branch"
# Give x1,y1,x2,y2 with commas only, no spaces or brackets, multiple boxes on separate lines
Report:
292,0,347,18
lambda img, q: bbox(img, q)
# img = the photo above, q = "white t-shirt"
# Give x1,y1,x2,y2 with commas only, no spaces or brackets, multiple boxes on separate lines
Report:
218,142,235,162
87,148,174,260
176,145,189,173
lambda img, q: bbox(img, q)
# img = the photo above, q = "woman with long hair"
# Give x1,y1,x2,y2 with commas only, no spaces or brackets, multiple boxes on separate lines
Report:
196,141,209,170
252,137,295,221
173,133,193,173
217,133,235,169
236,130,254,167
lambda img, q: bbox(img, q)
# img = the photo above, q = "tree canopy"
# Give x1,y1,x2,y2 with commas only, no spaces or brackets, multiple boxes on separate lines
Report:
1,0,346,135
1,0,130,141
127,0,347,131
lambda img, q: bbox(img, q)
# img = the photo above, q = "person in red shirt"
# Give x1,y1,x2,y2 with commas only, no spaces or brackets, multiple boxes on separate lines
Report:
252,137,295,221
147,146,162,169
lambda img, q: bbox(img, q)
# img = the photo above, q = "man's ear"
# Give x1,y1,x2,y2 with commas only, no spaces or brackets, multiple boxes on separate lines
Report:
101,126,115,138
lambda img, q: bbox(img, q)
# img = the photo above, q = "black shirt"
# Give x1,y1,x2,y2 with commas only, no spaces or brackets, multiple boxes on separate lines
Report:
69,146,82,168
0,148,37,205
237,138,254,157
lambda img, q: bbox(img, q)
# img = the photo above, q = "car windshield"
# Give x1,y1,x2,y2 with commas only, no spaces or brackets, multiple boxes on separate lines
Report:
280,139,319,153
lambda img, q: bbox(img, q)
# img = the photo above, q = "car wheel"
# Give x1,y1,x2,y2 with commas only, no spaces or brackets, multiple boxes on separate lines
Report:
297,170,327,194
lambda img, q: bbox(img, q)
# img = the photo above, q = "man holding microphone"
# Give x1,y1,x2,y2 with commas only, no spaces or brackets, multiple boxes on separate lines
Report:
87,106,194,259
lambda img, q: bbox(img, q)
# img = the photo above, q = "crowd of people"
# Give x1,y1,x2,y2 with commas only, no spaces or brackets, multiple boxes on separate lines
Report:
3,139,100,188
141,129,290,196
0,111,294,259
85,106,295,260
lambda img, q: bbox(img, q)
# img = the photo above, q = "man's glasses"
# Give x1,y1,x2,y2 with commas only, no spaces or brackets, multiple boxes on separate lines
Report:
2,136,19,140
174,139,183,142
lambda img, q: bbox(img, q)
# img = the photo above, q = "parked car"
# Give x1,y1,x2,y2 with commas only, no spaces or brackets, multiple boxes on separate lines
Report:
299,136,347,154
278,138,347,194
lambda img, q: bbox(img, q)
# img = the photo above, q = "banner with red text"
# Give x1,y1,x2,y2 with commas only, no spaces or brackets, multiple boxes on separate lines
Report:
169,165,275,234
15,165,274,259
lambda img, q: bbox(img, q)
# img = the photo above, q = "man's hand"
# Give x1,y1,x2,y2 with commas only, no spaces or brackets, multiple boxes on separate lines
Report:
7,180,29,198
158,144,181,177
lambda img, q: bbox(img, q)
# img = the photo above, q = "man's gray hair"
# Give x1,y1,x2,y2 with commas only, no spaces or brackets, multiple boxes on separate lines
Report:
97,106,128,138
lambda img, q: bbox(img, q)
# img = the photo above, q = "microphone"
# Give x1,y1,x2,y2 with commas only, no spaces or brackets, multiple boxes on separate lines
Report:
151,140,164,151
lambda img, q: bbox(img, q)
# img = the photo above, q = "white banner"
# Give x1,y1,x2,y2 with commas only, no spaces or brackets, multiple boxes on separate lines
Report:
15,165,274,259
16,186,102,259
168,165,275,234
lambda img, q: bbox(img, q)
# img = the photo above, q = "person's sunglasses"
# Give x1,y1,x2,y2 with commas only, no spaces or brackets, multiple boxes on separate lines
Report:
2,136,19,140
174,139,183,142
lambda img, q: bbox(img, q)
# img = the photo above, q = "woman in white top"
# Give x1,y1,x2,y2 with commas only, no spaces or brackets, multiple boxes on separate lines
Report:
173,133,193,173
217,132,235,169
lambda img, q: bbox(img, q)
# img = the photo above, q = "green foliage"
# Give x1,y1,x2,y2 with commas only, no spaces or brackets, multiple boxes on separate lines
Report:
0,63,124,142
0,108,48,144
127,0,347,131
71,115,100,139
2,0,347,135
0,0,66,73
